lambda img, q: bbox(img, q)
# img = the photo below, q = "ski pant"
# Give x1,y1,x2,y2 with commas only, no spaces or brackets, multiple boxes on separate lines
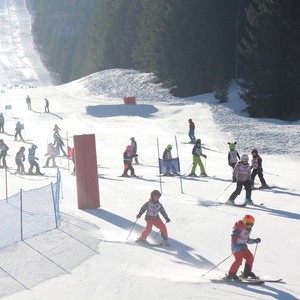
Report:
229,180,252,200
191,155,205,174
15,131,23,141
46,155,57,167
189,130,195,143
229,248,254,274
139,218,168,240
16,160,25,173
0,151,7,167
123,162,135,176
251,169,266,186
28,160,40,173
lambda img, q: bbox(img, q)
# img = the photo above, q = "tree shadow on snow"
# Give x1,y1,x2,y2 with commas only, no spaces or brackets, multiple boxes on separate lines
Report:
86,104,158,118
83,209,216,270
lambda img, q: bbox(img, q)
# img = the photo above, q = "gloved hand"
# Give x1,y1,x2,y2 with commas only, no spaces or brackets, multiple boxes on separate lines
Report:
233,243,242,251
203,154,207,159
136,214,140,219
36,158,39,160
165,217,171,223
255,238,261,243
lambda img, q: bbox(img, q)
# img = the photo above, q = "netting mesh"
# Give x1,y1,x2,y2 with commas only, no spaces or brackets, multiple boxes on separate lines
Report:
0,175,61,249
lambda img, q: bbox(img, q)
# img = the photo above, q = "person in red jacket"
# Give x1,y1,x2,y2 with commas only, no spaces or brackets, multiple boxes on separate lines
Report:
121,145,137,177
226,214,261,280
136,190,170,246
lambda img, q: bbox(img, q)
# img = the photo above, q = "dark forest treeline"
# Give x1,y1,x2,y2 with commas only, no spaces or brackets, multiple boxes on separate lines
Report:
27,0,300,120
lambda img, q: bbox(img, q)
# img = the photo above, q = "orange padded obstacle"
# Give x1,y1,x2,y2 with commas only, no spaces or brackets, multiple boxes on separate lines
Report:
73,134,100,209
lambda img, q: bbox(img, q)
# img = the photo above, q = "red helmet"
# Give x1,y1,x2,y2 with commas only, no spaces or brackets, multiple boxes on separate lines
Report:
242,214,255,227
151,190,161,200
126,145,133,151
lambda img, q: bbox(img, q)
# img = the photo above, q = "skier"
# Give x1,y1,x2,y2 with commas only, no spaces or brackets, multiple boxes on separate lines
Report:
53,124,61,138
121,145,137,177
136,190,170,246
0,139,9,168
44,98,50,113
251,149,268,189
28,144,43,175
188,139,207,176
0,112,4,133
188,118,196,143
162,144,178,176
44,143,58,167
14,121,24,141
228,142,240,182
226,214,261,280
26,95,31,110
227,154,253,205
15,146,26,174
130,137,139,164
53,134,67,156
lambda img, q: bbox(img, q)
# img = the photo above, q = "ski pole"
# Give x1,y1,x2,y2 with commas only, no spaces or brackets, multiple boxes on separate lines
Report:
215,182,234,201
264,171,279,177
253,243,258,259
201,252,234,278
126,219,138,240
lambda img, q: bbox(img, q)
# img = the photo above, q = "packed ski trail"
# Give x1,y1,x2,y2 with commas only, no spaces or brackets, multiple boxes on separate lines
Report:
1,1,300,299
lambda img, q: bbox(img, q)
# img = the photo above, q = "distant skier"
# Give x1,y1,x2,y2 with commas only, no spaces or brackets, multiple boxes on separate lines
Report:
226,214,261,280
251,149,268,189
15,146,26,174
53,134,67,156
162,144,178,176
26,95,32,110
136,190,170,246
28,144,43,175
188,139,207,176
14,121,24,141
227,154,253,205
44,98,50,113
130,137,139,164
121,145,137,177
228,142,240,182
188,119,196,143
0,112,5,133
0,139,9,168
44,143,58,167
53,124,61,138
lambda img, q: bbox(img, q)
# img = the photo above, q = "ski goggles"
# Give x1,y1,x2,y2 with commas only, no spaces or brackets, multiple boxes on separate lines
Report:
245,222,254,228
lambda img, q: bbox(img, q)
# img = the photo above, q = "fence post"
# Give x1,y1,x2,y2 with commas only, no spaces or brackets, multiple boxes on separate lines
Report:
20,189,23,241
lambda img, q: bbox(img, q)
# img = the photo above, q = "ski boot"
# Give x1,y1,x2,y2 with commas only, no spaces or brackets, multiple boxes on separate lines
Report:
225,273,240,281
241,264,259,279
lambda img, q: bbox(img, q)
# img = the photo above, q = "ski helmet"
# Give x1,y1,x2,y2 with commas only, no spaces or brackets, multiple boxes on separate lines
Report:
130,137,135,141
0,139,3,143
228,142,236,150
188,118,192,122
151,190,161,199
31,144,37,149
241,154,249,161
126,145,132,151
167,144,172,150
20,146,25,151
242,214,255,227
196,139,201,144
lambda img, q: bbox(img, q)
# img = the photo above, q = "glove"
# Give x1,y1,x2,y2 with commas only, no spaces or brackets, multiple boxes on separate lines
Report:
203,154,207,159
136,214,140,219
255,238,261,243
36,158,39,160
165,217,171,223
233,243,242,251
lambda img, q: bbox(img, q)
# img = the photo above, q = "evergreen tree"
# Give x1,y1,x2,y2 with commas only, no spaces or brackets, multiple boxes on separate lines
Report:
239,0,300,119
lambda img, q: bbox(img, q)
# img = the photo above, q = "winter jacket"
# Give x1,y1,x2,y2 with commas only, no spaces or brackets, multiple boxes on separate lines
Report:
28,148,37,161
189,121,195,131
231,220,256,252
131,140,137,155
163,149,172,160
0,142,9,153
232,161,251,182
123,150,135,164
137,199,169,221
251,154,263,170
192,144,202,157
15,150,25,163
228,150,240,165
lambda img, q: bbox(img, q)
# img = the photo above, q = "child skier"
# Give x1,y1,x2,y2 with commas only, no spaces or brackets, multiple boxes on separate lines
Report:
227,142,240,182
188,139,207,176
136,190,171,246
0,139,9,168
121,145,137,177
162,144,178,176
15,146,26,174
226,214,261,280
130,137,139,164
14,121,24,141
188,118,196,143
44,143,58,167
251,149,268,189
28,144,43,175
227,154,253,205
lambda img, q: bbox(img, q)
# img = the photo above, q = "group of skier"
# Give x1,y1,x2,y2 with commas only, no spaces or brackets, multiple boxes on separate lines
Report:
26,95,50,113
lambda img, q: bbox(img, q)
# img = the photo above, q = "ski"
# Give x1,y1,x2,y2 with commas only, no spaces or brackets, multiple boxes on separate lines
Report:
118,175,143,178
258,278,283,283
129,241,168,247
210,278,264,285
